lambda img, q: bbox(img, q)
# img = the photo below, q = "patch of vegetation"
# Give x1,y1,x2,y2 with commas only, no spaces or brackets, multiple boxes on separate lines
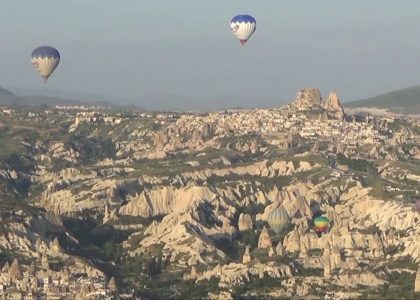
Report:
238,202,265,217
360,175,394,201
308,249,323,256
357,224,381,235
0,247,14,265
125,231,146,249
359,271,418,299
233,274,282,295
62,216,129,264
239,230,258,248
337,153,377,174
299,267,323,277
176,280,210,299
288,154,329,166
387,256,418,270
67,135,116,165
113,214,164,227
213,238,239,261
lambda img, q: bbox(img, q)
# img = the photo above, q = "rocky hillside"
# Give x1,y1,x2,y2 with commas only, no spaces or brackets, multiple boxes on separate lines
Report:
0,90,419,298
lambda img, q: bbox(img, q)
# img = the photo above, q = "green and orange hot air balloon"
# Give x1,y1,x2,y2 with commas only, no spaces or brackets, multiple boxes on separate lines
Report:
314,216,330,234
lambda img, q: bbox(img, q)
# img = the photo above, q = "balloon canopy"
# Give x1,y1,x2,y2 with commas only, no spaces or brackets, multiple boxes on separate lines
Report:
314,216,330,233
267,207,290,234
230,15,256,45
31,46,60,83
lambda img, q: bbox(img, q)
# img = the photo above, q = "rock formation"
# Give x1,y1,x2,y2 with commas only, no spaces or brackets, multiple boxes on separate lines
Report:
31,277,38,290
41,253,49,269
276,241,284,256
50,237,63,253
322,91,345,119
208,291,233,300
333,272,385,288
108,276,117,291
2,262,9,273
238,213,253,231
345,257,359,269
323,247,332,278
28,261,36,276
8,258,22,279
242,246,252,264
258,227,272,249
293,88,322,108
197,262,292,288
190,266,198,280
311,142,319,153
183,266,199,281
104,205,111,224
370,233,385,258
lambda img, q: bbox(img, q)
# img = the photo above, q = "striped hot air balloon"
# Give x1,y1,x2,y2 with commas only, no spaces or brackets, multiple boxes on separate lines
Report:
267,207,290,234
314,216,330,234
230,15,256,45
31,46,60,83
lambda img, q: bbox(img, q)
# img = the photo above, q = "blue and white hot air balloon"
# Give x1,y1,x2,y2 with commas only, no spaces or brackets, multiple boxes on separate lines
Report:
230,15,256,45
31,46,60,83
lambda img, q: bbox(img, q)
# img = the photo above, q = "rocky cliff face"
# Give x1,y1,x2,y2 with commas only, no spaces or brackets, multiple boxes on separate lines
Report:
119,186,216,218
39,159,316,215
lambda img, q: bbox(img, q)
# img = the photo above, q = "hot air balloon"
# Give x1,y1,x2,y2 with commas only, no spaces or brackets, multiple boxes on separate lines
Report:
267,207,290,234
31,46,60,83
230,15,256,45
314,216,330,234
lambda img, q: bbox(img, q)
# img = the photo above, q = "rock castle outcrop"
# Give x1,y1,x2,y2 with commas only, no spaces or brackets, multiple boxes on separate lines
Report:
293,88,322,108
292,88,345,119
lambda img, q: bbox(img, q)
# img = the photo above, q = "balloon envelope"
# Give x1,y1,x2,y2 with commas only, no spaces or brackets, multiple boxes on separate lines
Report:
31,46,60,83
267,208,290,234
230,15,256,45
314,216,330,233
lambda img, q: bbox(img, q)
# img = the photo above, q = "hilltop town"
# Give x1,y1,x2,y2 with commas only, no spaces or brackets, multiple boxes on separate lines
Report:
0,88,419,299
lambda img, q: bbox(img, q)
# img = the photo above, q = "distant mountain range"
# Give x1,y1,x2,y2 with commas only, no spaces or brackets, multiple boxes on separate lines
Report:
0,86,141,110
1,86,278,112
3,84,420,113
344,85,420,114
0,86,15,97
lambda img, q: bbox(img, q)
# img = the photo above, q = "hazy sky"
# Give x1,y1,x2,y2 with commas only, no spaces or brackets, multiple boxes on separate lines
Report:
1,0,420,110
